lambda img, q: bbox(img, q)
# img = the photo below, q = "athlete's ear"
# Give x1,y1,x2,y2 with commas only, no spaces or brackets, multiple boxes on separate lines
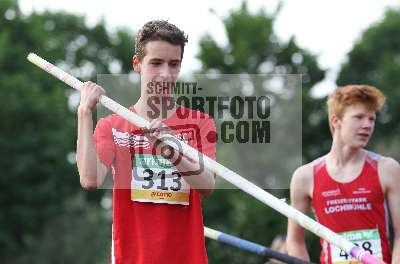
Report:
132,55,141,73
331,115,341,131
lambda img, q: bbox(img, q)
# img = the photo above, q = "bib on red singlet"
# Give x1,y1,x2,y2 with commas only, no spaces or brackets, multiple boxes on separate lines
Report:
131,154,190,205
330,228,383,264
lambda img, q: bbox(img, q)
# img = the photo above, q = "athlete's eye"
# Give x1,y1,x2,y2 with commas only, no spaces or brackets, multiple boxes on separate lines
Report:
170,62,180,68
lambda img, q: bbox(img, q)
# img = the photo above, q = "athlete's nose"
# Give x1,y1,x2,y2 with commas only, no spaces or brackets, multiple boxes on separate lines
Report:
362,118,374,131
159,64,173,82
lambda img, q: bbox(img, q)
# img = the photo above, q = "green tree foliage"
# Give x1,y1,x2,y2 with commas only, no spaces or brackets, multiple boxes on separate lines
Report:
204,190,291,264
198,3,327,163
11,194,112,264
0,0,132,261
197,3,324,263
337,8,400,158
7,2,398,264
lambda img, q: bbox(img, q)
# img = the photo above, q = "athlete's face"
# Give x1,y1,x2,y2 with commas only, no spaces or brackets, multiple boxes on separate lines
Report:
133,40,182,96
333,103,376,148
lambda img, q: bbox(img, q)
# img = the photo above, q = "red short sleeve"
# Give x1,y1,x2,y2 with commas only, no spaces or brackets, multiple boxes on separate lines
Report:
93,117,115,168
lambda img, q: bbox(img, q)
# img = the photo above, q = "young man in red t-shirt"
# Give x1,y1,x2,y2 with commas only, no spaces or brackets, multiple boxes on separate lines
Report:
287,85,400,264
76,20,216,264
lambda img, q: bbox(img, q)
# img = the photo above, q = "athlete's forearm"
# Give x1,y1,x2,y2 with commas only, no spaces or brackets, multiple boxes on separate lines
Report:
172,152,215,197
76,106,105,189
287,218,311,261
286,239,310,261
392,237,400,264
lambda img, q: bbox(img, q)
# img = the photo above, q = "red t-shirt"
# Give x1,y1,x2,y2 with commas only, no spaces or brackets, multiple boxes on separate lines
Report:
312,151,391,264
93,105,216,264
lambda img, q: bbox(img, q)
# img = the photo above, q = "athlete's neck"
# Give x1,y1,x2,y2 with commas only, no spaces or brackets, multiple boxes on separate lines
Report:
327,141,366,167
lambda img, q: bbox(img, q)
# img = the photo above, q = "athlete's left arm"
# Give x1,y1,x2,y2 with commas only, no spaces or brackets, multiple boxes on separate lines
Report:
380,157,400,264
170,152,216,198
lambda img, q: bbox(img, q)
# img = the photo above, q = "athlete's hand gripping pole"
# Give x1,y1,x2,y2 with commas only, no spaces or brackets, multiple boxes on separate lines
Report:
27,53,384,264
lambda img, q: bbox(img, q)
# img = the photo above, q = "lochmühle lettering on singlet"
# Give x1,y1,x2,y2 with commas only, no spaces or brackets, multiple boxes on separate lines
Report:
94,106,216,264
312,152,392,264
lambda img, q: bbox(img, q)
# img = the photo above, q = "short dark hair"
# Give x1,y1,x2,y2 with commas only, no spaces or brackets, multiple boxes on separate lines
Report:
135,20,188,60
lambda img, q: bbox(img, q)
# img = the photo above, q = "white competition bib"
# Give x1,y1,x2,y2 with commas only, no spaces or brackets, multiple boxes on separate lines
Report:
131,154,190,205
330,228,383,264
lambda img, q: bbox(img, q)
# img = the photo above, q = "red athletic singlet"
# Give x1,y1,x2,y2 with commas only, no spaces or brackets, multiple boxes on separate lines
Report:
312,151,391,264
94,106,216,264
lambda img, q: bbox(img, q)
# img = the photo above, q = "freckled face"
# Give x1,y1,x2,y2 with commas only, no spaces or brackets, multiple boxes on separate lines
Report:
334,103,376,148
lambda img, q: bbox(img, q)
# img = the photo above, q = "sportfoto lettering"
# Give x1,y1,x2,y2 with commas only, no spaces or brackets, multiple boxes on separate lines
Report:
146,95,271,144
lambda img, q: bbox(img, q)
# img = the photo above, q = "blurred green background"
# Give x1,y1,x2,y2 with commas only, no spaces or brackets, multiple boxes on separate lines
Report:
1,0,399,263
